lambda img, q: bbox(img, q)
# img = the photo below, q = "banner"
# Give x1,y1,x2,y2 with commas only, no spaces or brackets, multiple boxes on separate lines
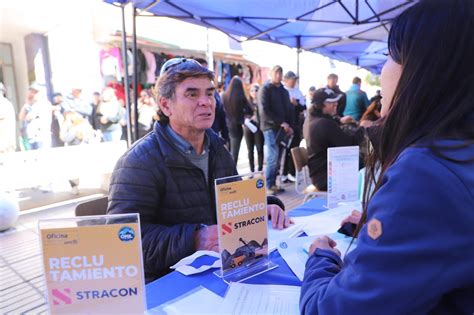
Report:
39,214,146,314
327,146,360,208
215,173,270,280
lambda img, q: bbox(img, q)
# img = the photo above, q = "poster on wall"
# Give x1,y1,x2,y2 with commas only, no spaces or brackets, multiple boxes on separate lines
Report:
38,214,146,314
327,146,360,208
215,172,277,283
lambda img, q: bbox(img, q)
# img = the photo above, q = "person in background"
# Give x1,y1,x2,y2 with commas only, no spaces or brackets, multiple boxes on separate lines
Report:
107,58,291,283
370,89,382,104
326,73,346,117
195,58,230,146
18,85,53,150
51,93,65,147
243,83,264,172
360,100,382,128
258,65,294,195
306,86,316,111
63,87,92,122
301,1,474,313
222,76,252,165
0,82,16,153
90,92,101,130
303,89,365,191
282,71,306,183
97,87,123,142
137,89,158,139
343,76,370,121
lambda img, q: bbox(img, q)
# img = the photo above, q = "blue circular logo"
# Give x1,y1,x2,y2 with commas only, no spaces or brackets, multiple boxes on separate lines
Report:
279,241,288,249
256,179,264,189
118,227,135,242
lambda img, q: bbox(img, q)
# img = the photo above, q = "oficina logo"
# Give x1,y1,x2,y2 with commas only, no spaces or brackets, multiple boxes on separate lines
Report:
118,227,135,242
256,179,264,189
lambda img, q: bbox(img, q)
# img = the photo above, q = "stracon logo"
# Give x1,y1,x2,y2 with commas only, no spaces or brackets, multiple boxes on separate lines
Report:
118,227,135,242
221,223,233,235
52,288,72,306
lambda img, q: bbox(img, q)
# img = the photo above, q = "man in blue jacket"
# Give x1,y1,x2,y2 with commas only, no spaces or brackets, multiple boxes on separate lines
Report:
343,77,370,121
107,58,291,283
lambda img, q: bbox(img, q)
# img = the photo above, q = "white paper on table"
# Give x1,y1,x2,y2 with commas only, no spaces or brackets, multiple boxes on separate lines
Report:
219,283,300,315
170,250,221,275
268,222,305,252
146,286,223,315
278,233,356,281
292,203,360,236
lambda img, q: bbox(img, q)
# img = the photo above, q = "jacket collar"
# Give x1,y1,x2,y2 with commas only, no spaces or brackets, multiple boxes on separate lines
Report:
154,121,225,168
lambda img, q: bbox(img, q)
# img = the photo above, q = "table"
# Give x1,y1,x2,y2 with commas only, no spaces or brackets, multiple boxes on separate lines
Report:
146,197,327,309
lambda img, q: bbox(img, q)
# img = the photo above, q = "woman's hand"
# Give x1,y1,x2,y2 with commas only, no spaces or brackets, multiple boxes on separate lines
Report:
308,236,341,256
340,210,362,226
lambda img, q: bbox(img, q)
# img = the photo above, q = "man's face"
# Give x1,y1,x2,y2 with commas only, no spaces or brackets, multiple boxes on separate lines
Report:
160,76,216,134
27,89,38,101
271,71,283,84
54,95,63,104
327,77,338,88
322,101,338,116
72,89,82,98
284,78,297,88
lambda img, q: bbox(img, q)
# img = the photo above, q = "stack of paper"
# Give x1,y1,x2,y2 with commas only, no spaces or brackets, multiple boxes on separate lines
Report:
277,233,356,281
219,283,301,315
147,287,223,314
268,222,305,252
292,203,360,236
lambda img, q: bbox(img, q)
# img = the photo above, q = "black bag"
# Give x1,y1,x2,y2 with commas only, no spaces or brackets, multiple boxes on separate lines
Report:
275,127,292,148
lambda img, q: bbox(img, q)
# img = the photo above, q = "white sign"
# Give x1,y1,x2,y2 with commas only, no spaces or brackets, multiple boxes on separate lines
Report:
327,146,359,208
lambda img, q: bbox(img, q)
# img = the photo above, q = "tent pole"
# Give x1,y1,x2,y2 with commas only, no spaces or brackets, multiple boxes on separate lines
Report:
132,6,139,143
296,35,301,77
121,4,132,148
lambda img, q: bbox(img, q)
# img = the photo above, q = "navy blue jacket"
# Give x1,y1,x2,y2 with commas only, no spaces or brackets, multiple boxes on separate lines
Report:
301,140,474,314
108,121,284,283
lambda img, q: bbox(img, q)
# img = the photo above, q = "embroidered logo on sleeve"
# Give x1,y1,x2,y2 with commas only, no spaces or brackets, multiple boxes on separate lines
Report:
367,218,382,240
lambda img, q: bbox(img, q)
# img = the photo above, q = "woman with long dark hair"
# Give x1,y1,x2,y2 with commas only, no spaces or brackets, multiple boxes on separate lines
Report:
300,0,474,313
222,76,252,165
243,83,264,172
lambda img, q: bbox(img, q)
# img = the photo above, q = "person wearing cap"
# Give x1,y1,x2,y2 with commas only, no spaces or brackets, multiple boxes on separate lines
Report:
107,58,292,283
343,76,371,121
303,88,365,191
283,71,306,183
258,65,295,195
0,83,16,153
18,85,53,150
326,73,347,117
63,87,92,121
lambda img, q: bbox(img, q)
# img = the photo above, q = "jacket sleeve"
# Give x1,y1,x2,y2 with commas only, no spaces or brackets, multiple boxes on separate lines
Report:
300,149,474,314
324,119,364,148
260,85,284,126
107,152,198,278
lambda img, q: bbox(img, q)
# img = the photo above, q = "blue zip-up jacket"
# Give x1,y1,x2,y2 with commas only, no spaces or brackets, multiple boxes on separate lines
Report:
343,84,370,121
300,140,474,314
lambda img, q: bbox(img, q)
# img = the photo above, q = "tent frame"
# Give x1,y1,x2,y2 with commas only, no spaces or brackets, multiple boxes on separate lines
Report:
112,0,414,144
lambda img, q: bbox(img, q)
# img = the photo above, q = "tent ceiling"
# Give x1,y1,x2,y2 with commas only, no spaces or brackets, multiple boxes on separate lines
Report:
106,0,417,73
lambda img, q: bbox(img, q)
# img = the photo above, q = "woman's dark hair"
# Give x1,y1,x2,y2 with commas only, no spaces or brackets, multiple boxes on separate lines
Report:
222,76,250,124
358,0,474,234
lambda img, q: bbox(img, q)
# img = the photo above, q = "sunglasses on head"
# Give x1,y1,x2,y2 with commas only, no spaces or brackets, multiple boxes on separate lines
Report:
160,58,202,76
251,87,259,92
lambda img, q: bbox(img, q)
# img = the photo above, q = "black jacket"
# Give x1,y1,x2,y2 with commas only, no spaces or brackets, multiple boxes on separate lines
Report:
303,113,364,190
258,82,294,131
107,121,284,283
